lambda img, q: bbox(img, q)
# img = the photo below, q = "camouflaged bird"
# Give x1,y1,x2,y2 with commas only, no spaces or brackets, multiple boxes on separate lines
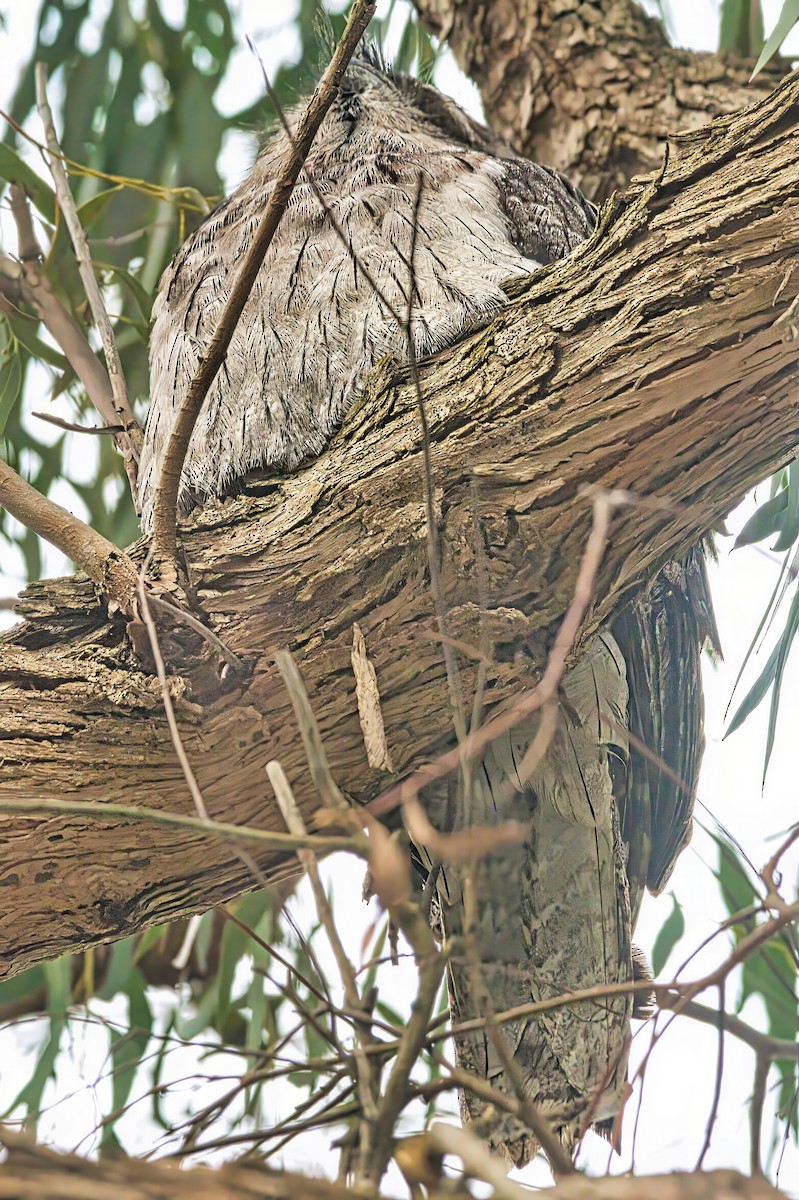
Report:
139,51,717,1169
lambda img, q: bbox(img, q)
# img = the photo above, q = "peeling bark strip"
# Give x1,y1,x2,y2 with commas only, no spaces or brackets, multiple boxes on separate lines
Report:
412,0,787,202
1,76,798,978
0,1135,789,1200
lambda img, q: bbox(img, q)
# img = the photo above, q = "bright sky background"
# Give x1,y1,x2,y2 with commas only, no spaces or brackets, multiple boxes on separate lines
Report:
0,0,797,1194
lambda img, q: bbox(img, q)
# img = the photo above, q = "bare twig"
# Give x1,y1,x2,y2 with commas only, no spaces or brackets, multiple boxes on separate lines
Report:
151,0,376,564
402,792,528,863
365,895,444,1185
32,411,123,435
0,794,368,856
750,1054,770,1175
695,983,725,1169
34,65,142,494
404,173,468,747
428,1123,529,1200
138,555,281,892
423,901,799,1048
146,592,244,674
0,456,137,611
672,999,798,1062
761,823,799,910
274,649,349,812
218,907,331,1011
136,558,211,824
266,758,379,1168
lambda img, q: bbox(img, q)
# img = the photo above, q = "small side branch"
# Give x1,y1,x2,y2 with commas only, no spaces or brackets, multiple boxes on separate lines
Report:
0,457,137,611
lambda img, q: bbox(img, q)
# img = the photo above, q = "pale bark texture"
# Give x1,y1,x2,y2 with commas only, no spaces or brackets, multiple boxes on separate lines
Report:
412,0,788,201
1,72,798,978
0,1136,789,1200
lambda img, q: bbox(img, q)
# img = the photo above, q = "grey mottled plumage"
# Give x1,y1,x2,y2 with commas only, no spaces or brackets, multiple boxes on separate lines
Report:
137,55,593,527
139,54,716,1168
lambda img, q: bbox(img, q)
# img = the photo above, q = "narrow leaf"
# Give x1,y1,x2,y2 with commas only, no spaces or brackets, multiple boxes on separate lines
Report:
0,145,56,223
751,0,799,77
734,489,788,548
651,893,685,976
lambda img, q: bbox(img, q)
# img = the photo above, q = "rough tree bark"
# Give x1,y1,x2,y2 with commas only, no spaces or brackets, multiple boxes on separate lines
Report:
1,72,798,978
412,0,788,201
0,1136,789,1200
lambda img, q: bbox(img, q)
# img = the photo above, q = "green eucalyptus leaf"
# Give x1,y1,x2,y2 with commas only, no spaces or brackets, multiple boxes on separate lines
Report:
94,262,153,326
97,937,136,1002
0,350,23,436
719,0,764,55
0,144,56,223
751,0,799,77
101,969,153,1150
773,459,799,552
725,636,782,738
4,957,71,1124
651,893,686,977
734,490,788,548
4,314,68,370
77,185,124,229
715,835,758,921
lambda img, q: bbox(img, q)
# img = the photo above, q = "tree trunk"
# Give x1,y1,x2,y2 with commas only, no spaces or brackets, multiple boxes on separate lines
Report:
1,73,798,978
412,0,788,201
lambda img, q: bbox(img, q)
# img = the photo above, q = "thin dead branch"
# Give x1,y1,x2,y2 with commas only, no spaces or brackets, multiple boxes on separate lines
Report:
427,1122,529,1200
151,0,377,565
0,794,368,856
31,411,123,435
364,893,444,1185
274,650,349,812
34,65,142,491
5,187,127,448
266,758,380,1170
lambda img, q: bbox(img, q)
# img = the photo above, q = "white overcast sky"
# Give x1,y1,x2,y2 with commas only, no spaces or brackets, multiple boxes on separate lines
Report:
0,0,797,1194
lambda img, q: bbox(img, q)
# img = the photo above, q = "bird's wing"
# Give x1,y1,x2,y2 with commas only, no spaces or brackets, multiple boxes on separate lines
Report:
611,546,720,919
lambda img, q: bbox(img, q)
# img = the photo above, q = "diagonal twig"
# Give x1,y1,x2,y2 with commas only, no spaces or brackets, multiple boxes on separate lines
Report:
266,758,379,1171
35,64,142,495
6,187,128,449
274,648,349,812
151,0,376,565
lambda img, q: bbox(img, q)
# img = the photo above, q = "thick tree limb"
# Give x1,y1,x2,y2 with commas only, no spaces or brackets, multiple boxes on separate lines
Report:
0,1135,789,1200
412,0,788,201
1,75,798,978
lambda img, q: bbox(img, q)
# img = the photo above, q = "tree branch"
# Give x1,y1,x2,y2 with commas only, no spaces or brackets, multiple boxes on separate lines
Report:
0,457,138,612
412,0,787,202
1,74,798,976
4,187,127,444
0,1133,790,1200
